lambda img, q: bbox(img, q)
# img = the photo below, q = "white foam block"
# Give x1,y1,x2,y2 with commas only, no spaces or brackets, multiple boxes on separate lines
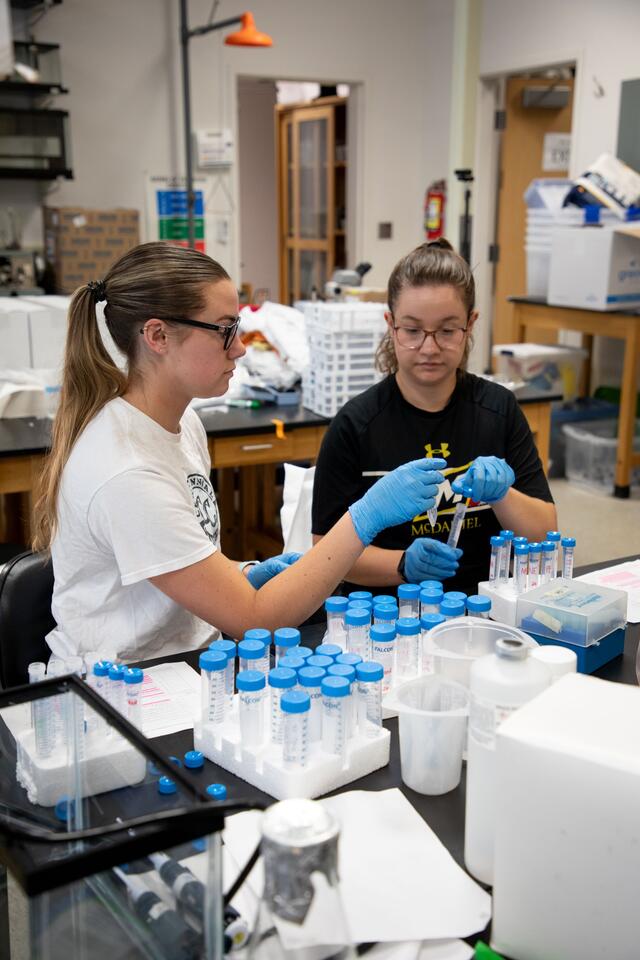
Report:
16,729,147,807
194,699,390,800
492,673,640,960
477,579,520,625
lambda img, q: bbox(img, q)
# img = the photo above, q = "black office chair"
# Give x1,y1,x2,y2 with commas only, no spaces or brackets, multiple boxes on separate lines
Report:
0,550,55,689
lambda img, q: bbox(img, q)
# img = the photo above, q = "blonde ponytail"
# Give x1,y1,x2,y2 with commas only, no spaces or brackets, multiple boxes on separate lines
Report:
32,241,230,550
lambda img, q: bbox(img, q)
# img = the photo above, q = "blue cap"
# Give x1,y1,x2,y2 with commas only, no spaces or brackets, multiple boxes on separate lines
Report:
420,612,446,630
419,579,444,594
466,595,491,614
206,783,227,800
321,676,350,698
237,638,266,660
209,639,236,659
356,661,384,682
528,541,541,552
490,535,505,548
54,796,75,822
373,602,398,620
93,659,112,678
236,669,266,692
348,598,372,611
513,536,528,548
397,583,420,600
184,750,204,769
336,652,363,667
440,598,465,617
281,690,310,714
199,650,227,672
420,588,442,604
546,530,561,543
325,596,348,612
274,627,300,649
123,667,143,685
345,608,370,627
315,643,342,660
306,654,333,670
328,663,355,682
108,663,124,681
296,646,313,660
168,755,182,768
541,540,555,552
244,628,271,645
396,616,420,635
561,536,576,548
297,666,325,688
279,654,305,672
443,591,467,604
514,543,529,556
373,594,396,606
348,591,373,603
268,667,297,689
500,529,515,541
158,776,177,795
370,623,396,643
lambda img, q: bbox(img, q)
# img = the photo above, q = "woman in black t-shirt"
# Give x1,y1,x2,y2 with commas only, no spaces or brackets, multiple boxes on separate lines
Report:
311,240,557,594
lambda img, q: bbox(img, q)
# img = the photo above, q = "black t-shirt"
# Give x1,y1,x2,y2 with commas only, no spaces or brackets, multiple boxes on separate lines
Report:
311,372,554,596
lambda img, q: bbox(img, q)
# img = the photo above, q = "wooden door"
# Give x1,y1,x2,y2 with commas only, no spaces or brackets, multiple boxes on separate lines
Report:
493,75,574,346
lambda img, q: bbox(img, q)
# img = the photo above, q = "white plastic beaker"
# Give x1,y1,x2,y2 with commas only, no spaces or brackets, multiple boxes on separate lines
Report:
428,617,537,689
384,675,469,795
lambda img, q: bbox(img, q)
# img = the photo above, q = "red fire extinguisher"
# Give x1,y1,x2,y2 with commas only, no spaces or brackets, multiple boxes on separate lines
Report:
424,179,446,241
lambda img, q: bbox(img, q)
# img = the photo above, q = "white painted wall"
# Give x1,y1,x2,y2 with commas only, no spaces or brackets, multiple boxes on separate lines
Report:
8,0,454,290
237,77,278,298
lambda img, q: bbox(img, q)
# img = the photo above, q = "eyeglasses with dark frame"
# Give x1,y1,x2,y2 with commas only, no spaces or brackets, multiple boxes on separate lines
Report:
391,315,469,351
140,315,241,351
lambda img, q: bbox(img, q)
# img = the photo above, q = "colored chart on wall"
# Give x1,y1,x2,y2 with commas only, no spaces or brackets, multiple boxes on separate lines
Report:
145,175,207,253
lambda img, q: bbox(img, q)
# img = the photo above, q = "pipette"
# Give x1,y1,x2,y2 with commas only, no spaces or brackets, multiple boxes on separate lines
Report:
447,499,468,548
428,506,438,529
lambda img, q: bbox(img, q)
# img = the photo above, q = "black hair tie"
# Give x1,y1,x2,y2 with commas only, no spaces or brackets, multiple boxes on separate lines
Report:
87,279,107,303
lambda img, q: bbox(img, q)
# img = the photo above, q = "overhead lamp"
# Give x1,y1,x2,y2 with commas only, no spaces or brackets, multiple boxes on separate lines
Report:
180,2,273,249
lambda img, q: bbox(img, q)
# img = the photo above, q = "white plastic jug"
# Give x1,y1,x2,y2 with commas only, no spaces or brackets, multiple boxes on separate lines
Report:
384,675,469,795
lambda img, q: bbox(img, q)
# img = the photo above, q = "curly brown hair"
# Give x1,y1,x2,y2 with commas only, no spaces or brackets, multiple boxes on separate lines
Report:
375,238,475,375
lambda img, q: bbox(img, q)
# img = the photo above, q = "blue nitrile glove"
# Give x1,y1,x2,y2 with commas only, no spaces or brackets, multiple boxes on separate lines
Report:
403,538,462,582
349,458,446,546
451,456,515,504
246,552,302,589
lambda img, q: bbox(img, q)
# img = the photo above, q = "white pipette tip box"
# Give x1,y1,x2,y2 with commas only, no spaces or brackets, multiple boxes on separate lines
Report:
194,700,390,800
15,728,147,807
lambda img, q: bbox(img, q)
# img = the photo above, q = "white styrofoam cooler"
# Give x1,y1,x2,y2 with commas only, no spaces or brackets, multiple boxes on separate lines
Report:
548,223,640,311
492,673,640,960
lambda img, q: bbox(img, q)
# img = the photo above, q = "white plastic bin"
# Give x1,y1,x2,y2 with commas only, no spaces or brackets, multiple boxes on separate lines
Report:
492,343,588,401
562,418,640,492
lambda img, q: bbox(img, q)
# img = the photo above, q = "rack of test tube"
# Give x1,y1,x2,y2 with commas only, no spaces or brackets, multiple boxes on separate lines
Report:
194,625,391,800
477,529,577,625
16,655,146,807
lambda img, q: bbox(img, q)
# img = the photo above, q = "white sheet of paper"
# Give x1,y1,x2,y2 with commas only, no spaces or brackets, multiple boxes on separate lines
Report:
576,559,640,623
140,661,200,737
222,789,491,944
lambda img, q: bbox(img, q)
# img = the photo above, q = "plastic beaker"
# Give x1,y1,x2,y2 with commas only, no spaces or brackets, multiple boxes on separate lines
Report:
384,676,469,795
428,617,537,689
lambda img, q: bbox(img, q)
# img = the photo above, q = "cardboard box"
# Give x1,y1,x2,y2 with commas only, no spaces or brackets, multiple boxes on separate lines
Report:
547,222,640,311
492,674,640,960
43,206,140,295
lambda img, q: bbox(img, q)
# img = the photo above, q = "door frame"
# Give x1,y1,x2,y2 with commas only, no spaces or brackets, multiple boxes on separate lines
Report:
470,53,582,373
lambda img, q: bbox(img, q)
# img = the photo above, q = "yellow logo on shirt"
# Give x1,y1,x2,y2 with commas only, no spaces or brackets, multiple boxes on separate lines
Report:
425,442,450,459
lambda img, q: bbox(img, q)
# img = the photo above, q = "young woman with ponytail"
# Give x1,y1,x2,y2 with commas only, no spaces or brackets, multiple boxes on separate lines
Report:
35,242,443,661
311,239,557,595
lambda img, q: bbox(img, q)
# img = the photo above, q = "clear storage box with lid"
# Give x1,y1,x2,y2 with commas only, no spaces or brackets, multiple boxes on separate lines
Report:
516,577,627,647
562,418,640,491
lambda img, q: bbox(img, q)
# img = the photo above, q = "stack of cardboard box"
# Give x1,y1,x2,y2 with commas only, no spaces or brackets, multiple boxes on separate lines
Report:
43,206,139,294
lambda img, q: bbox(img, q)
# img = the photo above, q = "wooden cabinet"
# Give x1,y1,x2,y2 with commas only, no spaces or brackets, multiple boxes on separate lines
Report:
276,96,347,303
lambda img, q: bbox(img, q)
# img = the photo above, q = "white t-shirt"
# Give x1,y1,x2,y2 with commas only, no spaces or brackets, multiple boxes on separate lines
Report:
47,398,220,662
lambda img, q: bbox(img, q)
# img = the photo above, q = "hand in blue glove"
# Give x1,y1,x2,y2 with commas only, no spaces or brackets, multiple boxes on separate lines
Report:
246,552,302,589
403,538,462,582
451,456,515,503
349,458,446,546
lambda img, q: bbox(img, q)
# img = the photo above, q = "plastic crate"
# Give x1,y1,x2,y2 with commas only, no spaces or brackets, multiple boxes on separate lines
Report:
300,301,387,334
549,399,620,478
562,418,640,491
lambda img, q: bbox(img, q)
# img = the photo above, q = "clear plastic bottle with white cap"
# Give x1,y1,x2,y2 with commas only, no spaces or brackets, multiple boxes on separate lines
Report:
465,637,550,885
